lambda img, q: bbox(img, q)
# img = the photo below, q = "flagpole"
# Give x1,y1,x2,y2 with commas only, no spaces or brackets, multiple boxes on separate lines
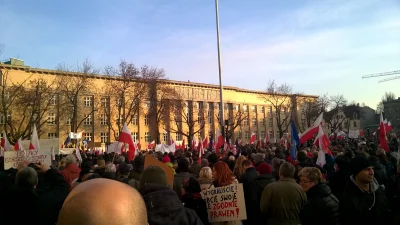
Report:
215,0,225,139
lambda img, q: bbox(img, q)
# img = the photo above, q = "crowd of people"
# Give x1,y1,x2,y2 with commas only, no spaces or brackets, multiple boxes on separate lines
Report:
0,137,399,225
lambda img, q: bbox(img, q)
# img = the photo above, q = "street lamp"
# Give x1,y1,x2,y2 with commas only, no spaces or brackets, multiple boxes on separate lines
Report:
215,0,225,138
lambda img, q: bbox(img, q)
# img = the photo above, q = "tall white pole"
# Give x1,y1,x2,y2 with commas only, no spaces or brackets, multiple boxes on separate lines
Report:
215,0,225,138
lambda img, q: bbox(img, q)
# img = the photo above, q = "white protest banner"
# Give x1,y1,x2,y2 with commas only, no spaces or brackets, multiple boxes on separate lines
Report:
4,150,52,170
59,148,75,155
201,183,247,223
21,138,60,151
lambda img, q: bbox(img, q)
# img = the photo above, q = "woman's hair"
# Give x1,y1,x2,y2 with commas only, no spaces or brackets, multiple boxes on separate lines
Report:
213,161,234,187
199,167,213,180
233,156,246,179
183,177,202,193
298,167,324,183
64,155,77,166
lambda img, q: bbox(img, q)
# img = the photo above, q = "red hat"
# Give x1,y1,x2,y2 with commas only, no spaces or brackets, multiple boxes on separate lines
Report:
257,162,273,175
162,155,171,163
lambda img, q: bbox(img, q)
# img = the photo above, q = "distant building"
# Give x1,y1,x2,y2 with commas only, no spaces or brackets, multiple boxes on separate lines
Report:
383,98,400,132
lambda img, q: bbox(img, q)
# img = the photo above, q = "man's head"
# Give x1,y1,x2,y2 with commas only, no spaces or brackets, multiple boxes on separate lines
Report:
139,166,169,189
350,156,374,183
279,162,296,179
16,167,38,188
242,160,252,171
58,179,148,225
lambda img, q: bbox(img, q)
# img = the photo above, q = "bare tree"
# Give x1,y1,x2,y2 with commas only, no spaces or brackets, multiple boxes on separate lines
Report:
56,59,100,133
325,95,348,131
166,98,205,147
260,80,293,138
297,94,330,132
217,104,248,142
377,92,396,114
103,61,165,140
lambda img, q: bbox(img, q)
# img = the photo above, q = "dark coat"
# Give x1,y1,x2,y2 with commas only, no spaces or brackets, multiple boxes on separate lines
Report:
328,168,350,200
0,168,69,225
239,167,259,225
181,193,210,225
252,174,276,225
372,162,387,186
140,184,204,225
190,162,202,178
340,176,391,225
173,172,192,197
300,183,339,225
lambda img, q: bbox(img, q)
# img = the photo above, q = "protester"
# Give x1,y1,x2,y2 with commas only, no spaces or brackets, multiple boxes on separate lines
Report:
58,178,147,225
198,166,214,190
173,158,192,197
239,160,258,225
233,155,246,180
298,167,339,225
328,154,350,200
190,156,202,178
59,155,81,189
260,162,306,225
340,156,391,225
181,177,210,225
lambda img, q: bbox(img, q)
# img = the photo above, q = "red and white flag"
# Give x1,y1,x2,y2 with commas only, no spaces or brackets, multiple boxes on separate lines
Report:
314,125,331,155
29,125,40,150
300,113,323,144
202,137,209,149
1,131,11,152
264,131,270,143
147,140,155,150
215,131,225,155
191,138,196,150
75,145,82,162
379,113,389,152
197,137,204,154
13,137,22,151
249,132,256,144
118,123,136,161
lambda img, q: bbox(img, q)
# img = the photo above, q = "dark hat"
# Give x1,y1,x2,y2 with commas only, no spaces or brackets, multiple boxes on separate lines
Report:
117,162,131,175
256,162,273,175
139,166,168,189
350,156,373,177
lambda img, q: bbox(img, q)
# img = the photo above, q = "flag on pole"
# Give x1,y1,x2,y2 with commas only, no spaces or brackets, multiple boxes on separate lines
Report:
215,131,225,155
1,131,11,151
249,132,256,144
75,145,82,162
290,120,300,160
29,124,40,150
379,113,389,152
300,113,323,144
118,123,136,161
13,137,22,151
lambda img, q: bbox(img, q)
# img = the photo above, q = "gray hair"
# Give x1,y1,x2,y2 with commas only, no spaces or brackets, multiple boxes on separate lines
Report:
279,162,295,178
16,167,38,188
119,156,126,163
65,155,77,165
105,163,116,173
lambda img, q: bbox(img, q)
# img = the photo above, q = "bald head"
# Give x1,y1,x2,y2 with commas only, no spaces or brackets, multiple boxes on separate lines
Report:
58,178,148,225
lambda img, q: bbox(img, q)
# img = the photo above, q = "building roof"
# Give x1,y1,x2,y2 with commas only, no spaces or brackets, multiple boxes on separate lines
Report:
0,63,318,98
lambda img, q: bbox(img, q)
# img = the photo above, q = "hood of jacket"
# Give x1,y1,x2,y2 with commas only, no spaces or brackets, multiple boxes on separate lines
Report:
307,183,332,199
350,175,379,193
64,163,81,174
253,174,275,190
140,184,184,211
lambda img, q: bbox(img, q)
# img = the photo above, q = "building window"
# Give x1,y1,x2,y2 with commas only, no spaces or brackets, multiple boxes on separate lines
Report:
269,130,274,138
260,120,265,127
207,111,212,124
261,131,265,138
163,132,168,143
268,106,273,117
176,133,182,141
276,131,280,139
50,95,56,105
131,115,138,125
100,132,108,143
48,133,57,139
251,118,257,126
101,97,108,107
85,132,92,141
47,113,56,125
244,131,249,140
144,114,150,126
66,114,72,125
131,132,138,142
0,114,4,125
193,102,199,110
237,131,242,139
84,96,92,107
260,106,264,113
144,101,150,109
251,106,256,113
145,132,151,143
243,105,248,112
268,119,273,127
116,98,123,107
234,105,239,111
84,114,92,125
116,114,123,125
100,114,107,125
243,118,249,126
353,121,357,128
198,112,202,124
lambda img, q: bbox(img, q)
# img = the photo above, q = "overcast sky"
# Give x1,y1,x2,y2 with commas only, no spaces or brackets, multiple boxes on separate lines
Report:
1,0,399,109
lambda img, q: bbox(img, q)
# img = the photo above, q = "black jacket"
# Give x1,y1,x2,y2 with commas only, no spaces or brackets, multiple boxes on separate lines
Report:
181,193,209,225
252,174,276,225
372,162,387,186
328,168,350,200
140,184,204,225
340,176,391,225
300,183,339,225
190,162,202,178
239,167,258,225
0,168,69,225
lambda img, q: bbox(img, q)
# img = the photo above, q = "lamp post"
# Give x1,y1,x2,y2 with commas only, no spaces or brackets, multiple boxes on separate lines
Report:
215,0,225,138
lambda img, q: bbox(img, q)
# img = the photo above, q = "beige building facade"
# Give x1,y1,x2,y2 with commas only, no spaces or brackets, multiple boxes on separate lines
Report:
0,59,317,149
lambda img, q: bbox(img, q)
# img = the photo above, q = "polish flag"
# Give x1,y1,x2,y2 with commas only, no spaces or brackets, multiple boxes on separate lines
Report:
13,137,22,151
249,132,256,144
215,131,225,155
170,138,175,145
197,137,204,154
386,121,393,133
1,131,11,151
29,125,40,150
379,113,389,152
264,132,270,144
314,125,332,155
202,137,209,149
75,145,82,162
238,139,242,146
191,138,196,150
118,123,136,161
147,140,155,150
182,139,185,151
300,113,323,144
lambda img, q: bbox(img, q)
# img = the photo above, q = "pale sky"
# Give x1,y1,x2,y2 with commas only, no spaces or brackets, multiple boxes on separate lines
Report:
1,0,399,110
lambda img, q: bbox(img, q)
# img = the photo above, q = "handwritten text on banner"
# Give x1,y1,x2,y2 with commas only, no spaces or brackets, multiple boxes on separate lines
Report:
4,150,52,170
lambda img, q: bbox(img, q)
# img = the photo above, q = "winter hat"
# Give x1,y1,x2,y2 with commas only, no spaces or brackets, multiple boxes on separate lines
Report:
183,177,202,194
139,166,169,189
256,163,273,175
201,159,209,167
117,163,131,175
350,156,373,177
252,153,265,164
162,155,171,163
